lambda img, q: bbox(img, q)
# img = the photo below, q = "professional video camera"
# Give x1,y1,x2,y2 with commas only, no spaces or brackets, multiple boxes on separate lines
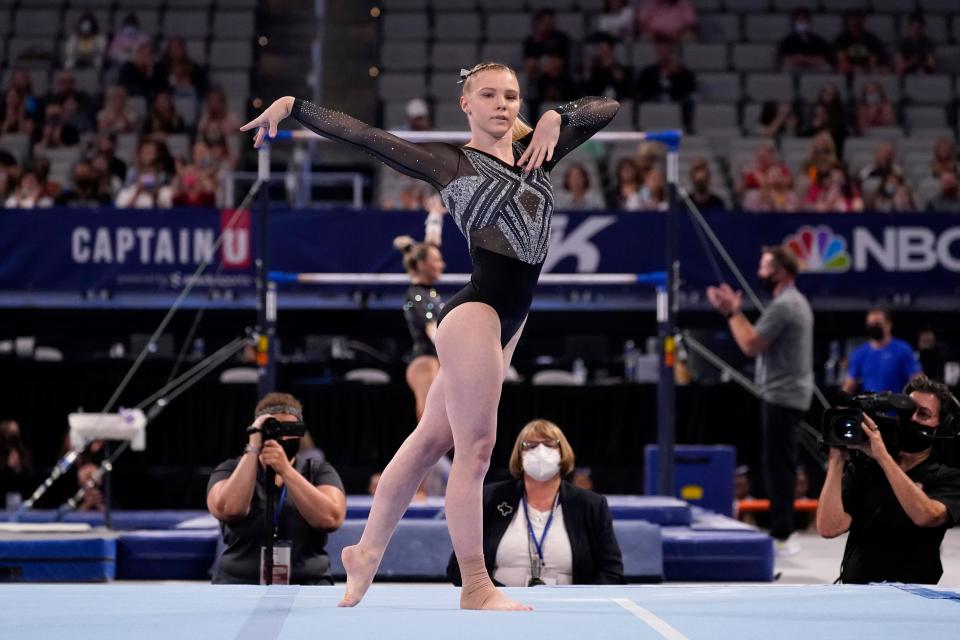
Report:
820,392,915,448
245,417,307,442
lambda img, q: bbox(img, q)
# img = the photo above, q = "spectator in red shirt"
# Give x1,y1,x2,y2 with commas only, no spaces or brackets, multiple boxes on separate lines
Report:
636,0,697,42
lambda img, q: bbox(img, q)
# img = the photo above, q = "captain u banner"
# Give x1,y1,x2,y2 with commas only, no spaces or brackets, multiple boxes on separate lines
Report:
0,208,958,300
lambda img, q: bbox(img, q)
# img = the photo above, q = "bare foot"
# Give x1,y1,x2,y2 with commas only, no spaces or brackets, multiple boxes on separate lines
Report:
460,586,532,611
337,545,380,607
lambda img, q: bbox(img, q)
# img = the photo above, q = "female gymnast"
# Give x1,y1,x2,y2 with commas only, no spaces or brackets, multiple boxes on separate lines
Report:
394,195,446,421
242,61,618,611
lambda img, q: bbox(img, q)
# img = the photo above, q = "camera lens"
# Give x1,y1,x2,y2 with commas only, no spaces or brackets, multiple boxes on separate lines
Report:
835,417,858,441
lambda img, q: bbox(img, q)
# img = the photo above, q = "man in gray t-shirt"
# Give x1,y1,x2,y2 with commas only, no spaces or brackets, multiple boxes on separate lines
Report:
708,246,813,547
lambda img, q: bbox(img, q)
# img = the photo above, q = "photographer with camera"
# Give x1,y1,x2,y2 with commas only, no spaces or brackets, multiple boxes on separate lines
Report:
817,376,960,584
708,246,813,554
206,393,346,585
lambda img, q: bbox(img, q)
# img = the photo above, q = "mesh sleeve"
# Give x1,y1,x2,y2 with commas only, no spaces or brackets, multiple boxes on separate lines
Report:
544,97,620,169
292,99,461,190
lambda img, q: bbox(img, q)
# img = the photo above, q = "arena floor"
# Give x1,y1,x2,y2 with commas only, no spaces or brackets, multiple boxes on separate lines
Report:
2,581,959,640
4,530,959,640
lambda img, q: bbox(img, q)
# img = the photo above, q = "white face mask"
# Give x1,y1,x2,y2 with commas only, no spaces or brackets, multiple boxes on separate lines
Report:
522,445,561,482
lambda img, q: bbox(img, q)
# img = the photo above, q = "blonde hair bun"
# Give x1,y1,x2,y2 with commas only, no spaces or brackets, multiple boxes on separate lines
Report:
393,235,416,253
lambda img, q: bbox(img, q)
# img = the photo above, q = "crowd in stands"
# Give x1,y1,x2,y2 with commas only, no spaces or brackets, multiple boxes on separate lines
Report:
0,12,242,210
379,1,960,214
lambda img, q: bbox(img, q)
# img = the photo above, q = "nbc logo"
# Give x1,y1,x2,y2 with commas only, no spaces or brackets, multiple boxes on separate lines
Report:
783,225,851,273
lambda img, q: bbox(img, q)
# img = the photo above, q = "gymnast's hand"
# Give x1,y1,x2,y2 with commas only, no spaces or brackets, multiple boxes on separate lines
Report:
517,110,561,173
240,96,295,149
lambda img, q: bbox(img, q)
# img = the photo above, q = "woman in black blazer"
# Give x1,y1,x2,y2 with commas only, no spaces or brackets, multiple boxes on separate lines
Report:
447,419,625,586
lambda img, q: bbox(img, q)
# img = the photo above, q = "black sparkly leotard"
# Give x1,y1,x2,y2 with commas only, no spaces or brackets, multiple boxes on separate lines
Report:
291,96,619,347
404,283,443,359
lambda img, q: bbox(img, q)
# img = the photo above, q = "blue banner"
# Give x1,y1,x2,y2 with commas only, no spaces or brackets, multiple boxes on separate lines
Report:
2,208,958,300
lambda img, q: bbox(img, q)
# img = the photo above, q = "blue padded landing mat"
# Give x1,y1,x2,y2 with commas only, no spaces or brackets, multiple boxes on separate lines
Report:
0,534,115,582
662,528,774,582
2,583,960,640
116,530,219,580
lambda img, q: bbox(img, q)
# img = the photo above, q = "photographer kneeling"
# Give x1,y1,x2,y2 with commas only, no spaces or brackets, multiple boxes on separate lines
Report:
817,376,960,584
207,393,346,584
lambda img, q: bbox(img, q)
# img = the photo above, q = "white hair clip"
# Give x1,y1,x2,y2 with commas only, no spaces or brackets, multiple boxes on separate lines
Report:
457,68,472,84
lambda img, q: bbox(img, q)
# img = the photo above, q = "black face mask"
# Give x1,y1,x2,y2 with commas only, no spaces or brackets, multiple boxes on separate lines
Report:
866,324,886,341
759,274,778,292
279,438,300,460
898,420,936,453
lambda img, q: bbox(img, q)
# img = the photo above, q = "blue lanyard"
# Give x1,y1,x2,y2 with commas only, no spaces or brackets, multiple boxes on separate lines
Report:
273,486,287,537
521,492,558,562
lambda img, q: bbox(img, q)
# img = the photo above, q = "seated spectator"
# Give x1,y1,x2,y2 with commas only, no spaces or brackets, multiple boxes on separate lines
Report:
108,13,151,68
119,42,161,98
687,157,726,211
1,69,41,135
0,152,19,202
917,327,948,383
896,12,937,77
636,38,696,128
33,156,62,202
834,9,887,75
803,131,839,185
144,92,186,137
857,141,902,186
75,463,105,512
931,136,957,178
172,166,217,208
742,164,801,213
523,9,572,80
115,139,173,208
803,165,864,213
755,100,798,140
594,0,634,41
635,140,666,178
741,143,791,194
197,87,240,147
573,467,594,491
0,419,33,505
637,165,668,211
584,35,632,100
96,85,140,135
868,173,916,213
47,71,94,132
155,38,208,99
206,392,346,585
403,98,431,131
636,0,697,42
926,170,960,213
4,169,54,208
61,161,112,207
189,140,223,187
446,419,625,587
64,12,106,71
87,132,128,185
534,53,578,106
554,164,605,210
778,9,833,72
856,81,896,134
609,157,641,209
32,101,80,154
804,83,848,151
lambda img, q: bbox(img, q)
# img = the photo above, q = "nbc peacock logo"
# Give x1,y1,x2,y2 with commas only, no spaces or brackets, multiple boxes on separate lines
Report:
782,225,851,273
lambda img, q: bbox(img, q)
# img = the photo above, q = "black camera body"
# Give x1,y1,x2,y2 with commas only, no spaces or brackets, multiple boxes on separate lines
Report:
246,417,307,442
821,392,916,448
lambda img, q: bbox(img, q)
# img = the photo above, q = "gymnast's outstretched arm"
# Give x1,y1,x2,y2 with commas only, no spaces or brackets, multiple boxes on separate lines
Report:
241,96,462,191
517,96,620,173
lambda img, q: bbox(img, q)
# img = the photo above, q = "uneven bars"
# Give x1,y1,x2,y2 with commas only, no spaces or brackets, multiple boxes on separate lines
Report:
268,270,667,287
271,128,682,150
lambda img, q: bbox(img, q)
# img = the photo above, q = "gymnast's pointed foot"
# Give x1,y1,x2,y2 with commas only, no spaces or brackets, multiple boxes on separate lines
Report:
337,544,380,607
